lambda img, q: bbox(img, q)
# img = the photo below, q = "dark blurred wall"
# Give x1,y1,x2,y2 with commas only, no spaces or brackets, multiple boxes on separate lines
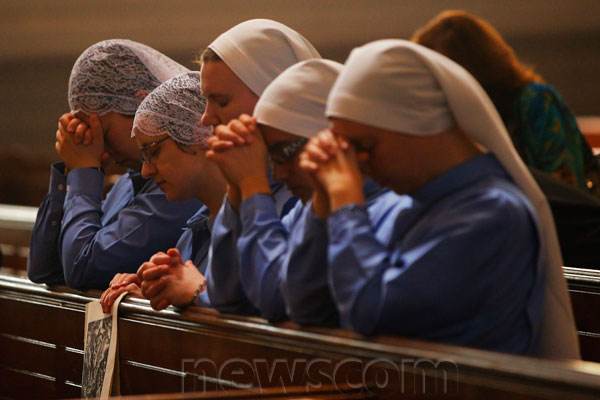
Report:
1,0,599,205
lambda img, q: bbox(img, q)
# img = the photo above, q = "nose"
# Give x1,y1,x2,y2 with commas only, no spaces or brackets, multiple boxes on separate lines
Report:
355,151,371,175
103,141,115,157
272,163,289,182
201,103,220,127
141,161,156,179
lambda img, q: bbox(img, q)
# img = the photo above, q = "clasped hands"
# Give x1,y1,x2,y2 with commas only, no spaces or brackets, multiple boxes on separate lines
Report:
205,114,271,210
98,126,366,313
55,112,110,172
100,248,206,313
299,129,366,214
204,115,365,214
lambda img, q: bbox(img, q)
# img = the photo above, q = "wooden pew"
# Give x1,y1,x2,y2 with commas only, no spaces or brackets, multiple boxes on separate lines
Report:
1,272,600,400
100,384,374,399
564,266,600,363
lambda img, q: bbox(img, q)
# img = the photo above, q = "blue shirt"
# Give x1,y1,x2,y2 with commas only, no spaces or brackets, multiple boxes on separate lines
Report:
282,181,410,326
27,163,204,289
205,180,296,314
237,196,305,321
219,178,406,324
327,153,543,355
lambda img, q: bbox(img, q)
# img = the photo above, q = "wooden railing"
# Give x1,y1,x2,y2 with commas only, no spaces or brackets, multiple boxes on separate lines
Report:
1,203,600,398
1,272,600,400
102,385,376,399
564,266,600,362
0,204,37,271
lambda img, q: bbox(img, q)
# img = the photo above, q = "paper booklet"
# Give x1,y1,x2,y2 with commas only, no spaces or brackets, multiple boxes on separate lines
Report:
81,292,127,399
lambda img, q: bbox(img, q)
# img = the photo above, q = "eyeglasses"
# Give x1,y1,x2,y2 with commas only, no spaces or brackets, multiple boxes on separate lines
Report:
140,136,170,164
268,138,308,165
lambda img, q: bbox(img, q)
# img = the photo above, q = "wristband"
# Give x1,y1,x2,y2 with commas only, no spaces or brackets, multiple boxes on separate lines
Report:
333,203,367,217
185,279,207,307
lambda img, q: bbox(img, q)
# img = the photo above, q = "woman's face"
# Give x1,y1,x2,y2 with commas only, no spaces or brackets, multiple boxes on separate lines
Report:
260,124,314,203
75,111,141,170
136,130,210,201
330,117,424,194
200,60,259,127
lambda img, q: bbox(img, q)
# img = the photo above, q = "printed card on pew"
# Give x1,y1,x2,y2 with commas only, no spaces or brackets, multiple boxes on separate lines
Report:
81,292,127,399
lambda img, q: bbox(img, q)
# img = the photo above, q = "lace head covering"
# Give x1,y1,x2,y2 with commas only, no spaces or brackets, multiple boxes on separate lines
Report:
207,19,321,96
68,39,189,116
327,39,579,359
132,72,212,146
254,59,343,139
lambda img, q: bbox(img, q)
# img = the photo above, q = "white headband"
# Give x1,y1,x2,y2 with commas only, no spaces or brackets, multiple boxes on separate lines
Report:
327,39,579,359
208,19,321,96
68,39,188,116
133,72,213,146
254,59,343,139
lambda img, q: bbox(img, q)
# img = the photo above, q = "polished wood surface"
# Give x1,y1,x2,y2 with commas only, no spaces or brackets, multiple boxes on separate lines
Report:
564,267,600,362
1,272,600,400
95,384,374,400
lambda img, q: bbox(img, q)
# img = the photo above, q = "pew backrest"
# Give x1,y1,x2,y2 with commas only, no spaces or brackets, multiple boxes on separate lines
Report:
1,273,600,400
564,266,600,362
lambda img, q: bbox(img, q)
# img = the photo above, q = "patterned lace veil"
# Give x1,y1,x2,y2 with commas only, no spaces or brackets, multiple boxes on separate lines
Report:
133,72,212,146
68,39,189,116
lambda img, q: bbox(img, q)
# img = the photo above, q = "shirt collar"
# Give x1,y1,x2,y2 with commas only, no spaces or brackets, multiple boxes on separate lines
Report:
127,169,152,196
411,153,510,205
185,205,212,232
363,177,389,200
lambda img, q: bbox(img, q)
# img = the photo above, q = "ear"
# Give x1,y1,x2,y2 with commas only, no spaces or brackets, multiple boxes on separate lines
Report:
135,89,152,106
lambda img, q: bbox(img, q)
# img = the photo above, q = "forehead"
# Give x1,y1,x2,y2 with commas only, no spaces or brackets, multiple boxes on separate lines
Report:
330,118,378,140
258,124,299,147
200,60,245,96
133,128,168,146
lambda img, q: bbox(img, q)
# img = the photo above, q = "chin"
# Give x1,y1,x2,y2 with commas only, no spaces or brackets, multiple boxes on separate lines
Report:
165,192,181,202
388,182,413,195
287,186,311,203
298,192,312,204
166,190,193,203
370,173,395,192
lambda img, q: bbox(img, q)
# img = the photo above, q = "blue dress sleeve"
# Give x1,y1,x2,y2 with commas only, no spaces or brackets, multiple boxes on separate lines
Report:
282,181,402,328
195,289,211,308
327,196,538,345
27,163,68,284
59,168,200,289
206,196,259,315
236,194,303,321
281,203,337,326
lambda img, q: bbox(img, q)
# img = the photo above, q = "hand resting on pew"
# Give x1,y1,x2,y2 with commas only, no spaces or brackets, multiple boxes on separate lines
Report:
100,248,207,312
138,248,207,310
100,273,143,313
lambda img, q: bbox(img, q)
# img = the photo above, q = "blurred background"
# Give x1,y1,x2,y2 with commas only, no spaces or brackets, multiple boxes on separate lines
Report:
1,0,599,206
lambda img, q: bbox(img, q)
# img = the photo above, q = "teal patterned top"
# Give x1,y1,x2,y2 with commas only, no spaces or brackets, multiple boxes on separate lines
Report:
505,82,594,189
